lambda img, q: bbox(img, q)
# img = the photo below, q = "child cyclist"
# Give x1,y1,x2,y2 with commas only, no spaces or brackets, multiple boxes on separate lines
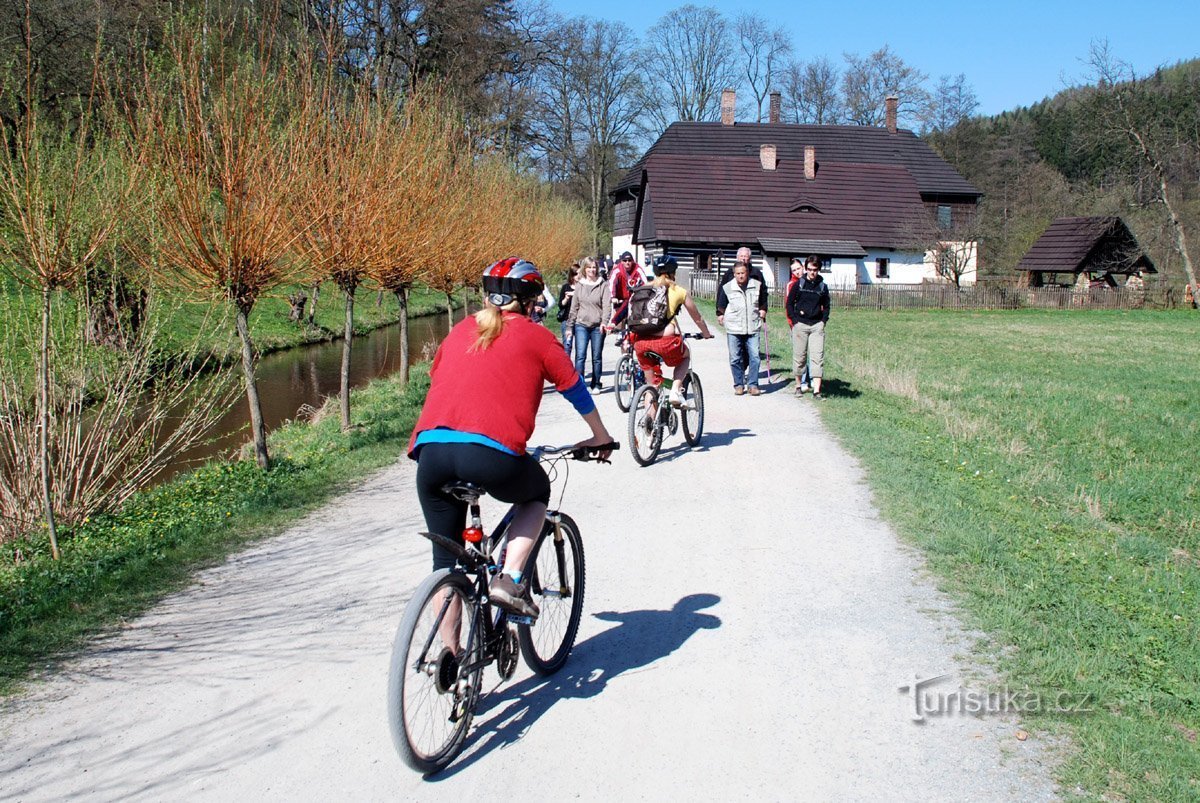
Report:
630,255,714,405
408,258,615,620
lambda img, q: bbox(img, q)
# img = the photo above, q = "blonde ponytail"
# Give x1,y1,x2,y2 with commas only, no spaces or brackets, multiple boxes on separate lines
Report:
471,299,523,351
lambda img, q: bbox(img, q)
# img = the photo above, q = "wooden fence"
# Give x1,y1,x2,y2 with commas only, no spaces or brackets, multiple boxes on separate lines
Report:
687,271,1183,311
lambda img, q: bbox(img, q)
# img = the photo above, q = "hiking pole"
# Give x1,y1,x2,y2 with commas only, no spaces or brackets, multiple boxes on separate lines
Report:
761,311,773,385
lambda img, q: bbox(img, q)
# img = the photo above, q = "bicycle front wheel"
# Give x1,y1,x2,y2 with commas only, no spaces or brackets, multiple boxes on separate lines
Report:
387,570,481,774
628,384,663,466
519,513,585,675
614,354,637,412
682,371,705,446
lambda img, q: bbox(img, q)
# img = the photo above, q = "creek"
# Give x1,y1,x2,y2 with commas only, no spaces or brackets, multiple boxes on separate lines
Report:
162,307,467,480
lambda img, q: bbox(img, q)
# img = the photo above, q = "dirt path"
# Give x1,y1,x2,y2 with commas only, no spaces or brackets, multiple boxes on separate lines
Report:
0,325,1061,801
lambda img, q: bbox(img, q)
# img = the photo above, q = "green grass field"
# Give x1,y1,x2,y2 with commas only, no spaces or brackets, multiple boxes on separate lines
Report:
772,307,1200,801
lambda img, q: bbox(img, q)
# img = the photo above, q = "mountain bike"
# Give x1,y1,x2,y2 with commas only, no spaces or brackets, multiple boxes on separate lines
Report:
627,333,705,466
613,330,644,413
388,442,618,774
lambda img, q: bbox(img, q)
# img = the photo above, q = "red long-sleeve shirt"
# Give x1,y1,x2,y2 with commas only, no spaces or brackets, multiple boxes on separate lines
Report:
407,313,581,456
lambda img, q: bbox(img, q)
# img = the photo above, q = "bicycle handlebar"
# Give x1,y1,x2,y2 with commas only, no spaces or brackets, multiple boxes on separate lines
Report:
534,442,621,463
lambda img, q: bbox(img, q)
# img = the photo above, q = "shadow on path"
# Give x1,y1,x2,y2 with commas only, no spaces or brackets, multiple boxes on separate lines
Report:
428,593,722,780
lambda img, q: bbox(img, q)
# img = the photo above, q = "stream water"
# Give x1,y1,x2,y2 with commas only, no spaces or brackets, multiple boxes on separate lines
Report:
163,307,467,480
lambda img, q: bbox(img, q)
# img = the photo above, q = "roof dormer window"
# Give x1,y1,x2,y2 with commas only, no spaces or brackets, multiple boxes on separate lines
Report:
789,199,823,214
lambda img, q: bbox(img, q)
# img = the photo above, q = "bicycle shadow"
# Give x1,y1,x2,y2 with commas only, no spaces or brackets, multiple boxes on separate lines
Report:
426,593,722,780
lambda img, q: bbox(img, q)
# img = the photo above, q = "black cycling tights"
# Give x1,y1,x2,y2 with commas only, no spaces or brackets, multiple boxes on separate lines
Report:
415,442,551,571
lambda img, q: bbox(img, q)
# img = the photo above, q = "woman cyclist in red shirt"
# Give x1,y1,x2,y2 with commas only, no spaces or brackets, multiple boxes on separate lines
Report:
408,258,615,618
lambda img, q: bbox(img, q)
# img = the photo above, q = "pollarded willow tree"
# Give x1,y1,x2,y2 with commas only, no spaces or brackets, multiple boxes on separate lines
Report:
294,73,425,430
132,14,312,468
369,89,472,381
0,28,140,556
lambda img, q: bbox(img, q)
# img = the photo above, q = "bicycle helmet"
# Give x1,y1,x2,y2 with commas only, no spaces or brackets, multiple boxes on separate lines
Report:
482,258,545,306
653,254,678,276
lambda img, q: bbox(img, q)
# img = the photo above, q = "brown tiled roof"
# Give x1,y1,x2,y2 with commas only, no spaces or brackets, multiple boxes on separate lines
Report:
614,121,980,198
759,238,867,257
639,154,930,250
1016,216,1157,274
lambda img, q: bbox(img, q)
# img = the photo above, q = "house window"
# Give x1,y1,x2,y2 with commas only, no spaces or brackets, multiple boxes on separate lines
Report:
820,258,831,272
937,205,952,230
695,252,711,273
875,258,890,279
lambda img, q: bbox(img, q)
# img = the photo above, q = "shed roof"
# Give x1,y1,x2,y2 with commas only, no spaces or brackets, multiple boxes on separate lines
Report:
1016,216,1157,274
758,238,867,257
638,154,929,250
614,121,981,199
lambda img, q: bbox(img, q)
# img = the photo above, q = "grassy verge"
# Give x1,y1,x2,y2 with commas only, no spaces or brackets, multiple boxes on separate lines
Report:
0,366,431,696
759,306,1198,801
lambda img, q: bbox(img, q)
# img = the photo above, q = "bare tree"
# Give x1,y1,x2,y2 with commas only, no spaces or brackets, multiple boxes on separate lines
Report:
1086,40,1199,304
841,45,928,128
641,4,736,130
572,19,646,253
734,12,790,122
780,56,842,124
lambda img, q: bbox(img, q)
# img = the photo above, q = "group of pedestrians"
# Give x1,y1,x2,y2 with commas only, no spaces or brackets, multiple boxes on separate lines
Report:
555,251,647,393
715,247,830,399
556,245,830,399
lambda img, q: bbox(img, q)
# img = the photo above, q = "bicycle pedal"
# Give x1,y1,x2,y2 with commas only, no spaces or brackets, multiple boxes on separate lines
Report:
507,614,535,626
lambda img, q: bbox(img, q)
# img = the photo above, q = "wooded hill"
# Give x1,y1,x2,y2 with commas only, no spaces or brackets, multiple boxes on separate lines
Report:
925,58,1200,289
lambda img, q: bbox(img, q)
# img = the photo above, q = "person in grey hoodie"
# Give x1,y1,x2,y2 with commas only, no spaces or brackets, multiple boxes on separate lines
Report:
567,257,612,391
717,263,768,395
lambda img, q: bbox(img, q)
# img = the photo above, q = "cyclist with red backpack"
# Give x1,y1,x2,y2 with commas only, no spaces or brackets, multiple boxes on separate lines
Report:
628,255,714,405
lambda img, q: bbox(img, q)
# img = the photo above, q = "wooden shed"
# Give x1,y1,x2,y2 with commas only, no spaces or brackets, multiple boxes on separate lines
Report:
1016,216,1156,288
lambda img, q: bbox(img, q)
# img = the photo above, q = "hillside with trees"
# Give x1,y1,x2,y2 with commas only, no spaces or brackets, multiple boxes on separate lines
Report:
928,53,1200,291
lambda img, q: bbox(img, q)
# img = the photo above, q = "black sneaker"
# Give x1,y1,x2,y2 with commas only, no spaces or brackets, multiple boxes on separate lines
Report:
489,574,539,618
812,391,824,401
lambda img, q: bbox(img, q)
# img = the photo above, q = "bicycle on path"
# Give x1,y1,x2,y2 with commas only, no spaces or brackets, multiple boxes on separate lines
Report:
627,333,705,466
388,442,618,774
612,329,645,413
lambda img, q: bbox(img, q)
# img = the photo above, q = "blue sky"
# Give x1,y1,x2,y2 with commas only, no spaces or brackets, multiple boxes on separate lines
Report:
547,0,1200,116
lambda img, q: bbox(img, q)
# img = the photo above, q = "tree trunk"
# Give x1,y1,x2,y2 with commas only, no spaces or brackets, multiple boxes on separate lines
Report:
340,285,356,431
1158,174,1199,306
287,291,307,322
446,292,454,335
395,286,410,385
306,281,321,326
39,286,60,560
235,301,270,469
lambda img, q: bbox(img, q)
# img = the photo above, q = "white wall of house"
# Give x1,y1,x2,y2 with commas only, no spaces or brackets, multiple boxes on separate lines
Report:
858,250,929,284
921,241,978,285
610,235,650,271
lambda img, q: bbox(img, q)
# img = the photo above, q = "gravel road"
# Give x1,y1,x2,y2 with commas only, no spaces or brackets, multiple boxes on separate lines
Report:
1,325,1062,801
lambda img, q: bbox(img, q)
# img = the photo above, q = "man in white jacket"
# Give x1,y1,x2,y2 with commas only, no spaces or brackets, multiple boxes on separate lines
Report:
716,263,767,396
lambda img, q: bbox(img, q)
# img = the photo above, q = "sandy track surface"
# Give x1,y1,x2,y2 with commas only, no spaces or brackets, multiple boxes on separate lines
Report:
1,324,1060,801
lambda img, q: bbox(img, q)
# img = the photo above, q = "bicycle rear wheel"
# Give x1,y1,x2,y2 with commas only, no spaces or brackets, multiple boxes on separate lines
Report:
518,513,585,675
681,371,705,446
387,570,482,774
628,384,663,466
614,354,637,413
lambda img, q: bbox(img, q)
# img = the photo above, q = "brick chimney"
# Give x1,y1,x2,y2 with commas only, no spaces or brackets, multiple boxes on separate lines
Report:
804,145,816,180
769,91,781,124
759,144,777,170
721,88,736,126
885,95,898,133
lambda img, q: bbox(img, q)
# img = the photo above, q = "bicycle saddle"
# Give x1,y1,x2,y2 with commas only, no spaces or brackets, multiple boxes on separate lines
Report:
642,349,664,363
441,481,485,502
